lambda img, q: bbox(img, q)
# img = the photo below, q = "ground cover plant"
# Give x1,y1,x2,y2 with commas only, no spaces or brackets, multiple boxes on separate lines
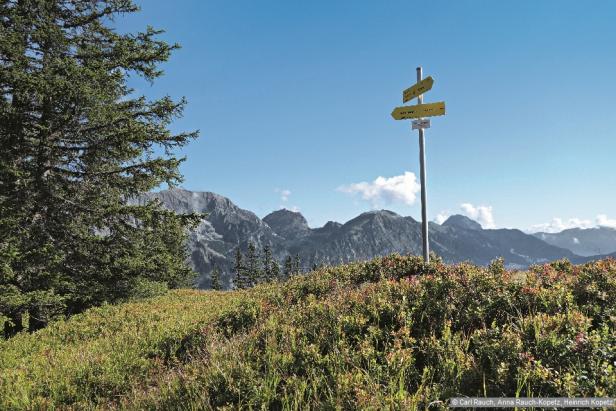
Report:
0,290,246,409
1,255,614,409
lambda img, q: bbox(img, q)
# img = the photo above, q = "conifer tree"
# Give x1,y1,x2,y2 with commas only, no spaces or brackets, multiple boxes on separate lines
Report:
210,266,222,291
233,248,245,289
283,255,294,278
246,242,259,287
271,259,281,282
262,245,274,282
293,254,302,274
0,0,199,336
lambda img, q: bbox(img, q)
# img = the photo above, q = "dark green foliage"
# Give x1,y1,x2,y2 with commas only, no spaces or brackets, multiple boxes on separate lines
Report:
282,253,301,278
293,253,301,274
311,262,325,271
211,266,221,291
215,299,261,338
283,255,293,277
233,245,282,289
271,258,281,282
262,245,275,282
245,242,259,287
0,0,199,336
233,247,246,289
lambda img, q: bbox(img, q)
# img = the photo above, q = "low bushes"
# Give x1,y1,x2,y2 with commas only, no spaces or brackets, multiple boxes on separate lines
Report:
1,255,614,409
0,290,244,409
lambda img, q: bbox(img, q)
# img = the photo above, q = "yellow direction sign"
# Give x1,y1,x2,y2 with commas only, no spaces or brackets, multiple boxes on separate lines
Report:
402,76,434,103
391,101,446,120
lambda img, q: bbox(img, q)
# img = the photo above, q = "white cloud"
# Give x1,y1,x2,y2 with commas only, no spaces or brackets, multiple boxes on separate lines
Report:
280,190,291,202
460,203,495,229
573,237,580,244
596,214,616,229
530,217,594,233
279,205,300,212
275,188,291,202
337,172,421,207
528,214,616,233
434,212,450,225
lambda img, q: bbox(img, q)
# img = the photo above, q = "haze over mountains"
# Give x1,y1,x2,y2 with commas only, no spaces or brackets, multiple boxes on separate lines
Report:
145,189,616,289
533,227,616,257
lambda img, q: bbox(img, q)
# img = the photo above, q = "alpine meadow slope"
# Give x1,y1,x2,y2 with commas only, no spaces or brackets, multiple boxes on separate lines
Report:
0,256,614,409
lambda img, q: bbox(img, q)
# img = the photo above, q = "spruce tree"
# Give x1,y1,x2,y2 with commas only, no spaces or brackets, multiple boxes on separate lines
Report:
271,259,281,282
293,254,302,274
233,248,245,290
262,245,274,282
283,255,294,278
0,1,199,336
246,242,259,287
210,266,221,291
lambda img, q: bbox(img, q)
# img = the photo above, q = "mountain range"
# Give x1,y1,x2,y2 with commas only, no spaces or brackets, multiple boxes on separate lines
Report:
144,189,616,289
533,227,616,256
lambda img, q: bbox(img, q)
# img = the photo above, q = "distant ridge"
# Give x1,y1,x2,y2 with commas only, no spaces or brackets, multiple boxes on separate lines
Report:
145,188,605,289
533,226,616,257
442,215,482,231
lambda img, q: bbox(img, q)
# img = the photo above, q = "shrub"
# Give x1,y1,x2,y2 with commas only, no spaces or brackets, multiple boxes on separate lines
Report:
1,256,614,409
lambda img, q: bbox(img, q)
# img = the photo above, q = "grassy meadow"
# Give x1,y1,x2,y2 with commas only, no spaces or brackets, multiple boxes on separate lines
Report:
1,256,614,409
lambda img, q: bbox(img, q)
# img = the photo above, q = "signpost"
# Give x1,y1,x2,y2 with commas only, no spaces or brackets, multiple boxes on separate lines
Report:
391,67,446,263
402,76,434,103
391,102,445,120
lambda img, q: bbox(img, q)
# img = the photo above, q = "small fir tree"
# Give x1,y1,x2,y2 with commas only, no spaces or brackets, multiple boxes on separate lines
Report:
211,266,222,291
262,245,274,282
283,255,294,278
246,242,259,287
271,259,281,282
293,254,302,274
233,248,245,290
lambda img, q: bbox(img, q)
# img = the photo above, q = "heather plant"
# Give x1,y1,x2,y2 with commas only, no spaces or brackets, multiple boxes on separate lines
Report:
0,255,614,410
0,290,245,409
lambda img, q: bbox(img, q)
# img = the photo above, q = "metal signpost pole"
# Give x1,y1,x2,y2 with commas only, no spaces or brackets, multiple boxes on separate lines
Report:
416,66,430,263
392,67,444,263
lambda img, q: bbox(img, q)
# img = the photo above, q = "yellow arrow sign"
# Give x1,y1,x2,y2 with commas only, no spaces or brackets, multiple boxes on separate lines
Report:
391,102,446,120
402,76,434,103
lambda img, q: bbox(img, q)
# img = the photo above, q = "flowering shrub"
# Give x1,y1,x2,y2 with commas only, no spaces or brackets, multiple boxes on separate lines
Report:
1,255,614,409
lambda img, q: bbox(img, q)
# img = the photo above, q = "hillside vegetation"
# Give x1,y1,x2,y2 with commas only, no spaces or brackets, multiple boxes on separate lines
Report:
1,256,614,409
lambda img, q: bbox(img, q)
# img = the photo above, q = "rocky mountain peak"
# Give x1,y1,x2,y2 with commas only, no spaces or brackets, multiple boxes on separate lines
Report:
347,210,401,225
143,188,234,214
322,221,342,230
263,208,310,240
442,214,483,231
313,221,342,235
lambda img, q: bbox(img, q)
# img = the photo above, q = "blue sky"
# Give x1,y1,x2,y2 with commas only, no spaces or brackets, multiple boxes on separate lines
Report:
118,0,615,231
